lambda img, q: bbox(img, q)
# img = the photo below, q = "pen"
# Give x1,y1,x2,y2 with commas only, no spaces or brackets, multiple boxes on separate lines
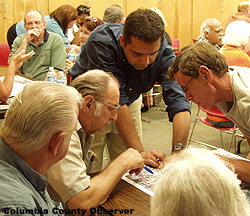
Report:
144,165,154,174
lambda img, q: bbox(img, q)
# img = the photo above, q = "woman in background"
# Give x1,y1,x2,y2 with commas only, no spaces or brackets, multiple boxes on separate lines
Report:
48,5,78,52
68,5,91,44
65,16,104,72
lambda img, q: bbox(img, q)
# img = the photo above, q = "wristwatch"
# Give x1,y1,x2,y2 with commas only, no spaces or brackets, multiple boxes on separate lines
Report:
172,143,185,151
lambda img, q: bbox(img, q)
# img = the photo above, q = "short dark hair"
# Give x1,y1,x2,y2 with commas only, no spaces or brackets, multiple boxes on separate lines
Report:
123,9,164,44
76,5,90,16
169,42,228,80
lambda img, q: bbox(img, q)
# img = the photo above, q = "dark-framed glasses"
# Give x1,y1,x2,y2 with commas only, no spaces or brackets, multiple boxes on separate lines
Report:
95,99,121,113
182,77,194,93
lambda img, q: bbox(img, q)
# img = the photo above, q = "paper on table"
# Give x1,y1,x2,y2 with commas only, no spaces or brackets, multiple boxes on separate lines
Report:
122,167,161,196
0,75,33,109
123,149,250,199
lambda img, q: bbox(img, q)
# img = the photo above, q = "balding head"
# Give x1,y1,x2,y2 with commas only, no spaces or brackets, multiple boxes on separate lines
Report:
238,1,250,12
71,70,119,101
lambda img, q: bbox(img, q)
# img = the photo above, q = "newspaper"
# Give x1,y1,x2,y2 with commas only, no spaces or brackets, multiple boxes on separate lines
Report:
122,167,161,196
122,148,250,203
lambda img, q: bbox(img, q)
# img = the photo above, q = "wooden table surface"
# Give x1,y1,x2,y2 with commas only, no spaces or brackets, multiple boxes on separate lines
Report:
101,179,150,216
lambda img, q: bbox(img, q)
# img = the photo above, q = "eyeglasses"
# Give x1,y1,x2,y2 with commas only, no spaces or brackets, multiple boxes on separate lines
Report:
95,99,121,114
182,77,194,93
84,16,98,23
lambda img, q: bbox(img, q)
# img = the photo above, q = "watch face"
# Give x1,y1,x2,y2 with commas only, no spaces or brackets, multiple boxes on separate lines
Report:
172,143,185,151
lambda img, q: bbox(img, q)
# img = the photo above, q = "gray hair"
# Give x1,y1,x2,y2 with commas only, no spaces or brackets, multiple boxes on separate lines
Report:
0,81,82,156
223,21,250,50
238,1,250,12
103,5,124,23
24,9,45,24
151,147,250,216
199,18,221,40
71,69,120,116
150,8,167,27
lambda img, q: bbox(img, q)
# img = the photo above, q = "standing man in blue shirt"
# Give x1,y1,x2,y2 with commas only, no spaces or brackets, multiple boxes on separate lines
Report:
69,8,191,172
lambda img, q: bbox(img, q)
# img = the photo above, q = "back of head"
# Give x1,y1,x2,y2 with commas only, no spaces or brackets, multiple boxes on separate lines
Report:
123,8,164,44
103,5,124,23
151,147,249,216
50,4,78,34
169,42,228,80
223,20,250,49
0,82,82,156
150,8,167,27
71,69,119,101
76,4,90,16
238,1,250,12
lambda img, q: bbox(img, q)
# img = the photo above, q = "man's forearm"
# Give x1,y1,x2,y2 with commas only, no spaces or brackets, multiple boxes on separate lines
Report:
223,156,250,184
67,149,142,213
172,111,191,146
114,104,144,152
0,62,16,102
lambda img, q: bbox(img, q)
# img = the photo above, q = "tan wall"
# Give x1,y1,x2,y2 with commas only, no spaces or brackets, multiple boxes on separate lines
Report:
0,0,246,48
0,0,48,42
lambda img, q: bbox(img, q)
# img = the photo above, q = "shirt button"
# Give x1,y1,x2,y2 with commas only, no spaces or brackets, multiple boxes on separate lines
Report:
129,88,132,91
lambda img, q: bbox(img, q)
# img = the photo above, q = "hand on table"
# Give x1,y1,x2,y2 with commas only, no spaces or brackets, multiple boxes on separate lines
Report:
141,149,166,168
120,148,144,175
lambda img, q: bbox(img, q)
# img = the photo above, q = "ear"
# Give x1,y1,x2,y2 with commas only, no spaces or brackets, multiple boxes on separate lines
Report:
198,65,212,83
43,20,47,28
49,132,66,156
120,34,125,48
204,31,209,39
81,95,95,113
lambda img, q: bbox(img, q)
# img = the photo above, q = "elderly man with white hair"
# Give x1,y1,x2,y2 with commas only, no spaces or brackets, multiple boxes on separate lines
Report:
198,18,224,50
220,20,250,67
151,148,250,216
0,81,82,214
47,70,144,214
225,1,250,29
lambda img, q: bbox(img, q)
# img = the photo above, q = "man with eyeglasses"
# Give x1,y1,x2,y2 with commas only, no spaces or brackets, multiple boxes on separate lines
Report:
47,70,144,213
168,41,250,184
68,8,191,173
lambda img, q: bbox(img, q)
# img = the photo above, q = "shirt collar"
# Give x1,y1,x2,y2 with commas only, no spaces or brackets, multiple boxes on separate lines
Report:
44,29,49,42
